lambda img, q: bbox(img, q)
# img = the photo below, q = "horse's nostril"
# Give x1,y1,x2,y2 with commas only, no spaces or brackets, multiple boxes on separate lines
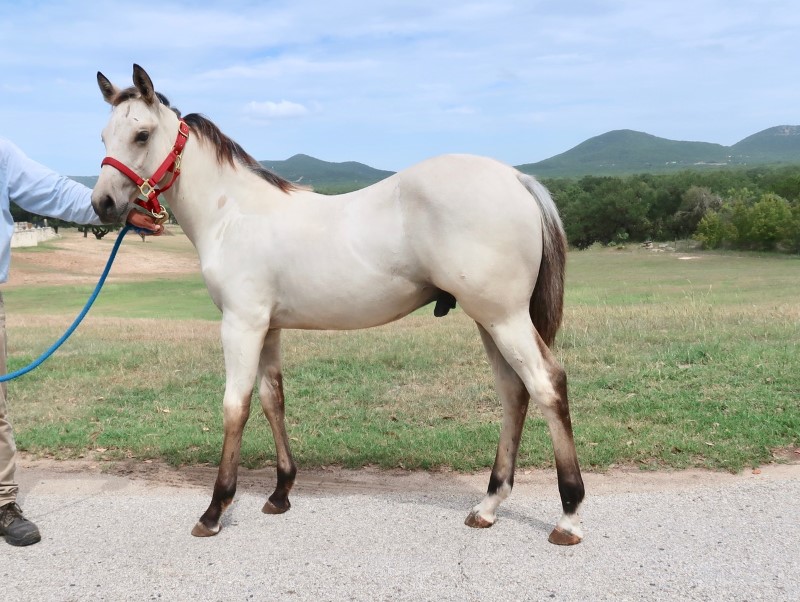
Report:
100,195,116,217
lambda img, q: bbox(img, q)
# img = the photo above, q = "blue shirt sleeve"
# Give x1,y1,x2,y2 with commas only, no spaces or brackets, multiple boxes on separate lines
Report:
2,138,103,226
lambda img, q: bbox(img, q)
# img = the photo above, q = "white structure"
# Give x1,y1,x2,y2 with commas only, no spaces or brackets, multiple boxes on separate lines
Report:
10,222,60,248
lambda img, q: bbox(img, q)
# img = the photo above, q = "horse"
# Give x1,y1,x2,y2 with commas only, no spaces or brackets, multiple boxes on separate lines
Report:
91,65,585,545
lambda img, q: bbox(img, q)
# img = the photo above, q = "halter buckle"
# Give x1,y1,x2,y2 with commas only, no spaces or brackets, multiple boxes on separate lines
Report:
138,180,156,199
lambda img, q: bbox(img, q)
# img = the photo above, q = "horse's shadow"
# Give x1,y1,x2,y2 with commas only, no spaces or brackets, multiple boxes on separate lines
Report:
222,481,554,538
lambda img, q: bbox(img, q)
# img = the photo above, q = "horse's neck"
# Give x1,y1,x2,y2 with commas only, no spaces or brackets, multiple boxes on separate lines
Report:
164,139,270,253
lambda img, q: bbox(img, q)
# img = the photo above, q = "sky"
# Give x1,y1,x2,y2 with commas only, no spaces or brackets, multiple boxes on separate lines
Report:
1,0,799,176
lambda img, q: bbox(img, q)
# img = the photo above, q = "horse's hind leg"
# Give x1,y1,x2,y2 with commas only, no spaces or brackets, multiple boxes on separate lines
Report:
257,329,297,514
469,314,585,544
465,324,530,528
191,316,265,537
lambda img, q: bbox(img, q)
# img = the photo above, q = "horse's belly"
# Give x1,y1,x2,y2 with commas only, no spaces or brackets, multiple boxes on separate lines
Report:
269,280,435,330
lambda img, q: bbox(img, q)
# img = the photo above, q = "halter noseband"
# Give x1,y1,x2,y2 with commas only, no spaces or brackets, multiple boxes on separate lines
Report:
101,119,190,224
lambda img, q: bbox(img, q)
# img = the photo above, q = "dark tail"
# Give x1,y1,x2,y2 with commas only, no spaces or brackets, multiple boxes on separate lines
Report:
517,173,567,348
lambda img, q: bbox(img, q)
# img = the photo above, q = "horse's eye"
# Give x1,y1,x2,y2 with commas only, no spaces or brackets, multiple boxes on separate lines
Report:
135,130,150,143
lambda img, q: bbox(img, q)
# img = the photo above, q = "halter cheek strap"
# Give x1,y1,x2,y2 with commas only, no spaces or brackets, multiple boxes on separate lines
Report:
101,119,190,223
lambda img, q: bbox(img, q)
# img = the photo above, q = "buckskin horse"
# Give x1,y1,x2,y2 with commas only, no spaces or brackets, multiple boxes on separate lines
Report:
91,65,585,545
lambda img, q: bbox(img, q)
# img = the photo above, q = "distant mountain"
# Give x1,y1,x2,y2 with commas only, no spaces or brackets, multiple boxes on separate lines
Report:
70,175,98,188
518,126,800,178
729,125,800,162
260,154,394,192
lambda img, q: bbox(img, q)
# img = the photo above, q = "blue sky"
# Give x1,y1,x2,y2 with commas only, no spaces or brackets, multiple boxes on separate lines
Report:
1,0,798,175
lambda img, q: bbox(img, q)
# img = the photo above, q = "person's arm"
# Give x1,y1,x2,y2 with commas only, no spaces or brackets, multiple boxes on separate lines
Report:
2,138,104,226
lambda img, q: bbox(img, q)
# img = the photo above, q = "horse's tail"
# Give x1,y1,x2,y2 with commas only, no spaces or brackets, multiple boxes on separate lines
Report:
517,173,567,348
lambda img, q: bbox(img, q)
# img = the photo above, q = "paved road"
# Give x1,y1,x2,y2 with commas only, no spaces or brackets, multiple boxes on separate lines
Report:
4,459,799,601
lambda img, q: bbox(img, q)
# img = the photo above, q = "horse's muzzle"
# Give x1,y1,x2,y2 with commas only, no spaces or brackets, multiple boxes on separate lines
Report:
92,194,124,224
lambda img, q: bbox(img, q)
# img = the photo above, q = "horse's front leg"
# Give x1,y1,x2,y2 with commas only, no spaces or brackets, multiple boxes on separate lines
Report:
191,315,267,537
257,329,297,514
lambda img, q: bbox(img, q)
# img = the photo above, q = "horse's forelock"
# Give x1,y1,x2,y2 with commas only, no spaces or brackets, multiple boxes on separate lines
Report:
110,86,140,106
110,87,180,116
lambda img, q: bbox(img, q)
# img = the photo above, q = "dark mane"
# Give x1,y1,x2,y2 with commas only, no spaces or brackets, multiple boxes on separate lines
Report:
112,87,297,194
182,113,298,193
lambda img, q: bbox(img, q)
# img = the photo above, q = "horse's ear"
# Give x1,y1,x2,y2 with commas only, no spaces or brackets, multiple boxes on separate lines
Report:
132,64,156,105
97,72,118,105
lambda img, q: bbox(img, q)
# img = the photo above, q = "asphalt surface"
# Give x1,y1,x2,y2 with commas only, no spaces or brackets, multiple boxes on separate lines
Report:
3,459,799,601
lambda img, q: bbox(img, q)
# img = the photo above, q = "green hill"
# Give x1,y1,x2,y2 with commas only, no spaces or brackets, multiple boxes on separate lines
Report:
260,154,394,193
518,126,800,177
729,125,800,163
70,175,98,188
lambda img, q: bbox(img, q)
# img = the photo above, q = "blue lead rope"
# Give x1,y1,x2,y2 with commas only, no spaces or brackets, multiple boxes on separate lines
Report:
0,225,132,382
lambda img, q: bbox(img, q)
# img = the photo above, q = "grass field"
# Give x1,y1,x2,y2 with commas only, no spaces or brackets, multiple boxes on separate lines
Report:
4,233,799,473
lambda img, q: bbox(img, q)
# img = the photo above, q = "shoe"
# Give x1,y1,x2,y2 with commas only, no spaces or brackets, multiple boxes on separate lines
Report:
0,502,41,546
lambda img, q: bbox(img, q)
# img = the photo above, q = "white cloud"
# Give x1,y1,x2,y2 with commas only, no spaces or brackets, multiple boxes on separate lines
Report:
244,100,310,120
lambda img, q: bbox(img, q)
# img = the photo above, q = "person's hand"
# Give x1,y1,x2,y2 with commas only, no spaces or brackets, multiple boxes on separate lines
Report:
126,210,164,235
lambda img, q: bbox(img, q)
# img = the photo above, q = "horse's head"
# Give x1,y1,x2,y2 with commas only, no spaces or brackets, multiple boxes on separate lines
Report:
92,64,181,223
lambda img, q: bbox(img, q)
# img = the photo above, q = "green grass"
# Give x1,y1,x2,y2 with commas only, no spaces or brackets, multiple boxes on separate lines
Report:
6,275,218,320
5,247,799,473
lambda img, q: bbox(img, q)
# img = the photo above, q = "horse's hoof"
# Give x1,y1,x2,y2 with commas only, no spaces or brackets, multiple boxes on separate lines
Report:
548,526,582,546
464,511,494,529
262,499,291,515
191,521,220,537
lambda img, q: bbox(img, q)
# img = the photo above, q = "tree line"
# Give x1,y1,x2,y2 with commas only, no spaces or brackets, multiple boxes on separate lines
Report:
543,165,800,252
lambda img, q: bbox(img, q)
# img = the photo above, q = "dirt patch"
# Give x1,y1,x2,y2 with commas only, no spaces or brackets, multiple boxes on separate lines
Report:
7,228,200,288
18,453,800,498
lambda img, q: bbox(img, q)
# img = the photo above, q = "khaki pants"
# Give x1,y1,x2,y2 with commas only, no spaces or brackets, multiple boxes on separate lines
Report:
0,292,18,506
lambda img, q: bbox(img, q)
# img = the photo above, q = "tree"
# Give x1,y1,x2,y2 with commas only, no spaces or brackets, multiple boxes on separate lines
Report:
694,211,734,249
746,193,794,250
673,186,722,237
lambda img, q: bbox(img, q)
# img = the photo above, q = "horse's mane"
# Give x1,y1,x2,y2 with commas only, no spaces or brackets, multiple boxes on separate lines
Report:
182,113,298,193
110,87,298,194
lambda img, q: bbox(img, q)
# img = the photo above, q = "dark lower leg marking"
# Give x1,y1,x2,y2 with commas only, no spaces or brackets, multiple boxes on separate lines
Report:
486,470,504,496
556,462,585,514
260,370,298,515
192,478,237,537
549,361,585,513
534,332,585,544
264,465,297,514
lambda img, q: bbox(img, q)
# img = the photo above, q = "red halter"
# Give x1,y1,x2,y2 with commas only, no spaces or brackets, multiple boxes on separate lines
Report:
101,120,190,223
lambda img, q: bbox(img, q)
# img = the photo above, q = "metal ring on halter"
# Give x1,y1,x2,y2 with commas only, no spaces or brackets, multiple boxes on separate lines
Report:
132,203,169,225
152,209,169,225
